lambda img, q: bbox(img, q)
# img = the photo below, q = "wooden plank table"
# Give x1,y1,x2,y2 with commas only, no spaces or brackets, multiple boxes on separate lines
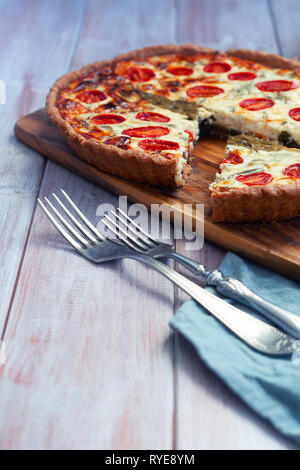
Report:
0,0,299,450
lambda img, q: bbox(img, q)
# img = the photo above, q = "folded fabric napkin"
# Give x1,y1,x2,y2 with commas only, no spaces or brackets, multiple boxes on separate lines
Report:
170,252,300,444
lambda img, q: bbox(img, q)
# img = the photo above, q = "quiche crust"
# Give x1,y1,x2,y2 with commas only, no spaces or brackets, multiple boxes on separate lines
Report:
113,43,220,62
226,48,300,73
210,183,300,223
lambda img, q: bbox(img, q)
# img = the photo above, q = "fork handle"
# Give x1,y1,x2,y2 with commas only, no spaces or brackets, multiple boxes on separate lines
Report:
169,252,210,276
169,253,300,339
129,254,296,355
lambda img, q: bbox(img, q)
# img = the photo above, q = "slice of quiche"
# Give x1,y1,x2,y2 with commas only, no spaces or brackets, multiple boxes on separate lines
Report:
89,105,200,186
210,135,300,222
54,72,201,186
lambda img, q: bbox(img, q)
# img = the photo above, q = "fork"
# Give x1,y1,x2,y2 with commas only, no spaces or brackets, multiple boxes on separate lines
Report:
101,208,300,340
38,190,298,356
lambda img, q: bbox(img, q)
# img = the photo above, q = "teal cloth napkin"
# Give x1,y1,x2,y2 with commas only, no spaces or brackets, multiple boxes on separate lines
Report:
170,253,300,444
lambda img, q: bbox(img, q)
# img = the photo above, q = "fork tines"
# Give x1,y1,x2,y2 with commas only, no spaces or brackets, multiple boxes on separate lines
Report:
38,189,104,251
100,208,158,253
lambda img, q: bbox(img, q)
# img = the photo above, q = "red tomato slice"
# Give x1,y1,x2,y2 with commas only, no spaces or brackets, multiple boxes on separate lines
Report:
158,153,177,160
235,172,273,186
184,130,194,142
138,139,179,152
256,80,298,92
184,130,194,157
135,111,170,123
239,98,274,111
77,131,95,140
124,66,155,82
91,114,126,125
166,66,193,76
218,152,243,173
103,136,131,150
203,62,231,73
76,90,107,104
57,98,89,114
186,85,224,98
77,128,106,139
223,152,244,164
122,126,170,138
282,163,300,178
289,108,300,122
228,72,256,81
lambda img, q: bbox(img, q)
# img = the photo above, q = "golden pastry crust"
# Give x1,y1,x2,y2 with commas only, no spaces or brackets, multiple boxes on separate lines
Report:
113,43,220,62
226,48,300,72
46,44,219,187
210,183,300,223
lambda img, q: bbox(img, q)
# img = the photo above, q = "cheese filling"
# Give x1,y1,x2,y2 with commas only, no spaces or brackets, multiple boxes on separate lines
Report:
211,136,300,190
115,54,300,146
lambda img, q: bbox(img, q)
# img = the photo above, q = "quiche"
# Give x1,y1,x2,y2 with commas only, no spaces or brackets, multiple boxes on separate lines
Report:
210,135,300,222
47,44,300,222
114,48,300,147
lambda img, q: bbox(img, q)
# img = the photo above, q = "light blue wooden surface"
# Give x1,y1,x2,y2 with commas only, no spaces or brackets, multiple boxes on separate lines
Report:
0,0,299,450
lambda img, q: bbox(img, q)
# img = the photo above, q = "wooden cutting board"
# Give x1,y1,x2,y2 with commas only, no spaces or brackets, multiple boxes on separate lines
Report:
15,108,300,282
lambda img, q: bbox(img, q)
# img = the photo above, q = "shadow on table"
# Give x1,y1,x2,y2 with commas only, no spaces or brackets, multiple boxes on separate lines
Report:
34,230,175,309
